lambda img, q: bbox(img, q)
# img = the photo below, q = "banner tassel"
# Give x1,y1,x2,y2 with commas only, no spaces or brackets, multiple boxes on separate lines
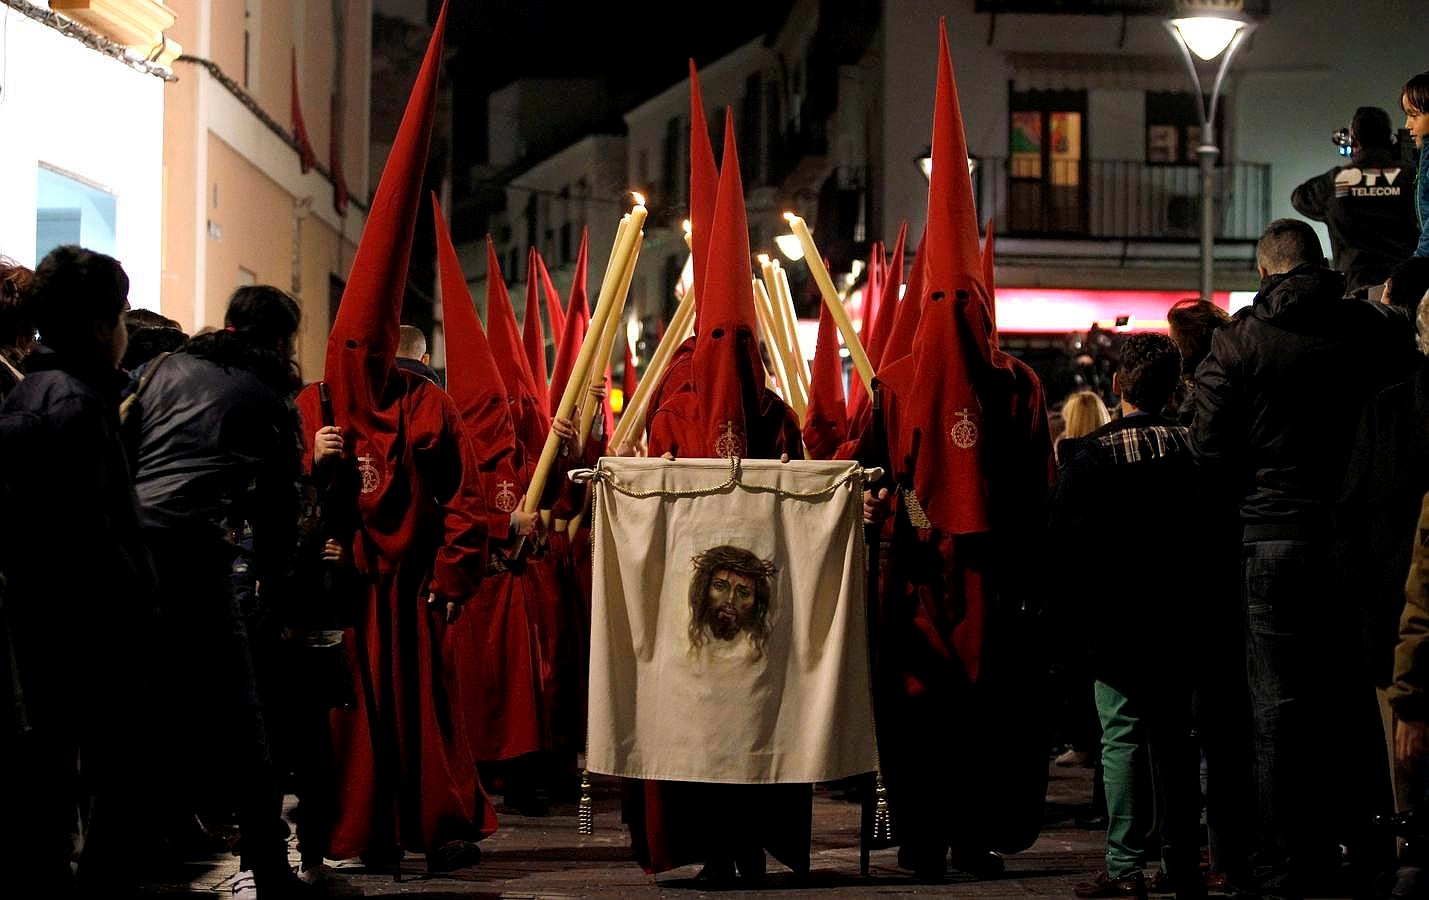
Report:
873,770,892,842
577,770,595,835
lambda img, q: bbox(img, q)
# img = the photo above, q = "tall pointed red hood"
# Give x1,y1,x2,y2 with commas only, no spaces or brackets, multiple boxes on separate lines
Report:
690,107,762,458
803,300,848,460
324,1,446,430
688,60,720,337
981,219,1000,349
434,194,516,464
535,249,566,350
901,19,1003,539
549,229,589,417
523,247,551,414
844,221,909,444
485,238,551,452
869,222,909,370
882,231,927,370
844,241,883,426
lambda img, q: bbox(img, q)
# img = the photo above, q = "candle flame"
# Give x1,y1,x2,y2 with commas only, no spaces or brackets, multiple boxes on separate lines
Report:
682,219,692,235
783,212,798,222
632,191,646,207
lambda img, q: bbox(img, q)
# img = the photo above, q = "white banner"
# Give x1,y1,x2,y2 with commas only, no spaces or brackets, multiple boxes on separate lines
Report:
586,457,877,783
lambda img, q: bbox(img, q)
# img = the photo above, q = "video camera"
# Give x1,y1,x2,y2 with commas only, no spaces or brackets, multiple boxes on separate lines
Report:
1331,125,1417,167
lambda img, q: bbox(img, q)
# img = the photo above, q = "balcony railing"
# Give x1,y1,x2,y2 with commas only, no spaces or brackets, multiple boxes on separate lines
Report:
972,157,1271,242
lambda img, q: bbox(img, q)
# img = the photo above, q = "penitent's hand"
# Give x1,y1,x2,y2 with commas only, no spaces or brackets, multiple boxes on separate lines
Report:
428,591,461,624
511,507,540,538
1397,718,1428,766
551,416,576,442
862,487,891,525
314,426,344,465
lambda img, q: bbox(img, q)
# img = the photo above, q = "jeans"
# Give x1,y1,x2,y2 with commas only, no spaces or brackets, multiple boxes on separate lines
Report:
1095,680,1202,887
1095,680,1145,879
1243,537,1393,895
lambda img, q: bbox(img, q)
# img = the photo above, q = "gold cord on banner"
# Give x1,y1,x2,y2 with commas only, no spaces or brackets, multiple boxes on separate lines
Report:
588,456,871,503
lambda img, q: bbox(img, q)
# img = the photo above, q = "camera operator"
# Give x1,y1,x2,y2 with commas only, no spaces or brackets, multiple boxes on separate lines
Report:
1292,106,1418,295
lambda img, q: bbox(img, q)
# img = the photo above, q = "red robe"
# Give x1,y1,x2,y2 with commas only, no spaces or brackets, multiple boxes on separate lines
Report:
297,374,498,859
448,444,550,763
851,350,1052,858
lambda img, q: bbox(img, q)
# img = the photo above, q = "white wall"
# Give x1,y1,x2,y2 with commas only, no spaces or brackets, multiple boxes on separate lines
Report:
0,14,165,309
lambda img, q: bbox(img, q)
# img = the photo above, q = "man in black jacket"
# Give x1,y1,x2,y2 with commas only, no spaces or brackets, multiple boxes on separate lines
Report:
1053,333,1216,900
1191,218,1419,898
0,246,157,895
129,285,315,897
1292,107,1418,295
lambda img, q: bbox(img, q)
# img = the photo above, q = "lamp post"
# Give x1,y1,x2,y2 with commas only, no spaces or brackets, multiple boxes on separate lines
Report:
1164,1,1254,303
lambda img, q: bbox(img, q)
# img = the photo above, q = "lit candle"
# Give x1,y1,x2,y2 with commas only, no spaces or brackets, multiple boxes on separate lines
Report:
576,230,644,442
773,263,812,393
753,277,800,417
525,193,647,515
784,212,874,392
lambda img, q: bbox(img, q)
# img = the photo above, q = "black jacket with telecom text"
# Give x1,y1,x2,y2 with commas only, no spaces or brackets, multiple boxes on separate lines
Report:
1189,264,1418,532
1291,147,1419,294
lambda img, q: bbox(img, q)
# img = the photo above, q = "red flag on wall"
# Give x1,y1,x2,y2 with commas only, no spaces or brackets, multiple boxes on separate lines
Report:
330,94,349,215
291,50,317,173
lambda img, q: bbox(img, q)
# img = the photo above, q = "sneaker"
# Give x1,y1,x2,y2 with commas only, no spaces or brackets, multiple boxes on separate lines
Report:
1074,869,1149,899
425,839,482,873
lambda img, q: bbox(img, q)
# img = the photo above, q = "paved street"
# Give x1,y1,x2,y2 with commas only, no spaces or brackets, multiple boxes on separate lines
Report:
141,765,1122,898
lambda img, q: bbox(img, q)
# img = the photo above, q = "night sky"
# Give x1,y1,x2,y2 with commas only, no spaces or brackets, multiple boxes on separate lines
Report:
441,0,794,173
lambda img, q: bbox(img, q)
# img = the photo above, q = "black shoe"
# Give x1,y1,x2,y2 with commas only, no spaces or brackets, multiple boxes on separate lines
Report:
425,840,481,873
898,844,948,883
1379,809,1429,842
735,847,767,886
949,848,1005,880
358,845,404,870
695,858,737,889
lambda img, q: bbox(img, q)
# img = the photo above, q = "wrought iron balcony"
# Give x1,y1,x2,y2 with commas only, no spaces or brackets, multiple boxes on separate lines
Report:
971,156,1271,242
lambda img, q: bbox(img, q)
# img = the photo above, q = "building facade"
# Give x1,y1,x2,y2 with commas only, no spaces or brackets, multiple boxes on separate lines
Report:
160,0,371,374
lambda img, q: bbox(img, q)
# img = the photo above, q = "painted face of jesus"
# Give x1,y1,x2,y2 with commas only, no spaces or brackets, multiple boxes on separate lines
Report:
707,568,757,641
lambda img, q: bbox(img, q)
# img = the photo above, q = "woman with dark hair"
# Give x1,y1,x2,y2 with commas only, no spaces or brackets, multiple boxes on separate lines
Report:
1404,71,1429,259
1167,298,1231,425
127,284,313,897
0,258,34,400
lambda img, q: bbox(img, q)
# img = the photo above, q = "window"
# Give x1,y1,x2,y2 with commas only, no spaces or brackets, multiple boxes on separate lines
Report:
36,165,117,262
1007,89,1087,234
1145,92,1223,165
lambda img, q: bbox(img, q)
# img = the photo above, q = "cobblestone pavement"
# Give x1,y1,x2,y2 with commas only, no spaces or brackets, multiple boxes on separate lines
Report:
143,765,1125,898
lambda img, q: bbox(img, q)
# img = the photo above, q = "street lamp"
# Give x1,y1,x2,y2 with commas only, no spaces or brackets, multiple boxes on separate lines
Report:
1164,0,1254,303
